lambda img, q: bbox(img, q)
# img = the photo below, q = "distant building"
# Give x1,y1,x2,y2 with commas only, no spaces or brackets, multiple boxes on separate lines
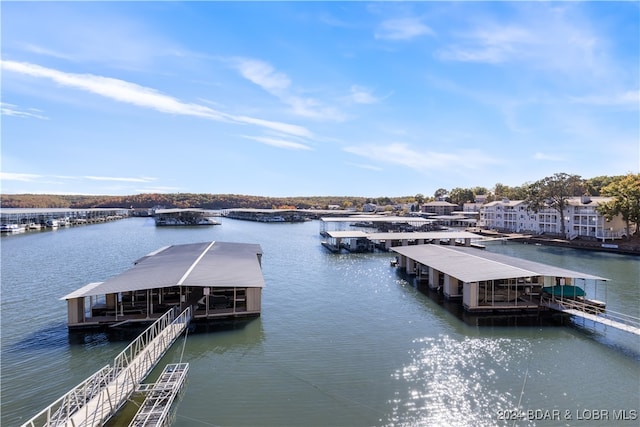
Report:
362,203,378,213
463,195,488,212
479,196,627,239
422,201,458,215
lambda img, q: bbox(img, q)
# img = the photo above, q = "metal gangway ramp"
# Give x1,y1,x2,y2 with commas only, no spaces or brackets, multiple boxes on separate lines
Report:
542,296,640,336
129,363,189,427
22,306,192,427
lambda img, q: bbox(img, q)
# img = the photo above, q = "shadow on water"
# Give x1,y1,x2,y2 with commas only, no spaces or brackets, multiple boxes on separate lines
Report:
7,322,70,352
563,319,640,361
188,316,259,335
9,317,263,355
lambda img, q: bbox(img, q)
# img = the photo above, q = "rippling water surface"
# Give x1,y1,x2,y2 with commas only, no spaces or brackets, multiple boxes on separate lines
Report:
1,218,638,426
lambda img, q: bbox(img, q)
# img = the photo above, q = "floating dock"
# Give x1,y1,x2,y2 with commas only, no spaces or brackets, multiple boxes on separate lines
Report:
392,244,640,336
130,363,189,427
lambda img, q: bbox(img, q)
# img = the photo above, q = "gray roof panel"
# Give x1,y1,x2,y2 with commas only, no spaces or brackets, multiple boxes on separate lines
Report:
391,245,607,282
62,241,264,299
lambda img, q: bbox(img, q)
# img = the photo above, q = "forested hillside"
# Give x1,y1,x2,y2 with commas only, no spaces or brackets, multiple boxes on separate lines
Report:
0,193,412,210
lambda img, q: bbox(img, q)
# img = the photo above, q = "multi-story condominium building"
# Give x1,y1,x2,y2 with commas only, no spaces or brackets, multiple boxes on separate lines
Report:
422,201,459,215
479,196,628,239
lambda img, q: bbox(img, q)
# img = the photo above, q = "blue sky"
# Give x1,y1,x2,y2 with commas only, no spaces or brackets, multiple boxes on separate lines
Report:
2,1,638,198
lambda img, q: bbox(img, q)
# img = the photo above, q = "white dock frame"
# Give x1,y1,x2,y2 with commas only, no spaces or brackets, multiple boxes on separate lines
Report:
129,363,189,427
543,297,640,336
21,306,192,427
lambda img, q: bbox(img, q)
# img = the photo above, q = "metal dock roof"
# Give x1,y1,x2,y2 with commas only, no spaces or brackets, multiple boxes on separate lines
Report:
320,216,433,223
326,230,483,240
62,241,264,299
391,245,608,283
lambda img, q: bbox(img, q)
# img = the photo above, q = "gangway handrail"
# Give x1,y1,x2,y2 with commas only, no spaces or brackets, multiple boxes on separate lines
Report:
21,307,192,427
599,309,640,329
112,307,178,376
544,294,640,332
21,365,113,427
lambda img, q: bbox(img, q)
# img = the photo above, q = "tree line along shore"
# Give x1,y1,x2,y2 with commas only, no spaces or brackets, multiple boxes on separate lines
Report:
1,172,635,210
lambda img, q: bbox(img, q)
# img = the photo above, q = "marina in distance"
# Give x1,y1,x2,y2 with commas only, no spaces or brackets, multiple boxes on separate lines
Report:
1,216,638,426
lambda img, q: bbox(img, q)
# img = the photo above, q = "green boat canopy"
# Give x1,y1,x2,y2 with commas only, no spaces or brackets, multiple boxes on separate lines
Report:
542,286,586,297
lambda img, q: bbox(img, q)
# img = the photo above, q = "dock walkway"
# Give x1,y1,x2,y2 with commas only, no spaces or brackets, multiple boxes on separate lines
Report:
542,298,640,336
22,306,191,427
563,309,640,335
130,363,189,427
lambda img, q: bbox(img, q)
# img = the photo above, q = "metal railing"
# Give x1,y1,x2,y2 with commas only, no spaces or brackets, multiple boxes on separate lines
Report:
21,365,112,427
599,309,640,330
22,307,192,427
545,295,640,333
129,363,189,427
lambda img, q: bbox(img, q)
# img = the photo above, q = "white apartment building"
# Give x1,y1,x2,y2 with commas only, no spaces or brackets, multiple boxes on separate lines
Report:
479,196,628,240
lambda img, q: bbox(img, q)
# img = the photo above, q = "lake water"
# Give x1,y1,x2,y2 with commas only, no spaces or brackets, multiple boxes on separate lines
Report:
1,218,638,426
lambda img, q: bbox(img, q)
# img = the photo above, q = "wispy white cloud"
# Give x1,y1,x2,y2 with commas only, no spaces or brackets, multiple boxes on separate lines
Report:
241,135,313,151
234,58,291,95
533,152,563,162
1,102,49,120
435,5,611,79
344,143,500,171
569,90,640,107
18,43,75,61
0,172,160,188
84,176,157,183
375,17,434,41
1,60,312,138
5,3,186,71
286,96,346,121
348,85,382,104
234,115,312,137
437,25,534,64
346,162,384,171
0,172,44,182
230,57,348,122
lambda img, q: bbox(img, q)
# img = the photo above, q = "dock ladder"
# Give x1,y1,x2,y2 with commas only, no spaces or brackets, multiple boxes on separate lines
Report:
21,306,192,427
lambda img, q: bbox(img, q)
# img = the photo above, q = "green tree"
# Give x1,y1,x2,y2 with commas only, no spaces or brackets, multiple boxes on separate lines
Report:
470,186,489,198
433,188,448,200
597,173,640,238
493,183,528,201
414,193,425,212
525,173,584,237
448,187,474,206
584,175,623,196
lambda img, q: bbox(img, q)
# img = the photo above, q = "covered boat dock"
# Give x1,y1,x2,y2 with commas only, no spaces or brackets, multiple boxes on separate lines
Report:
61,241,264,329
320,215,437,236
153,208,220,226
321,230,485,253
391,245,608,313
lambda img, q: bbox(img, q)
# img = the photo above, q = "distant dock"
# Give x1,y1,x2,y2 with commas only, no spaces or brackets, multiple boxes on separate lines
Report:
0,208,130,232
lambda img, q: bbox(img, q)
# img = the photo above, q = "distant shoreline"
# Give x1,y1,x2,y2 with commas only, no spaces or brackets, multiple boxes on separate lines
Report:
474,229,640,256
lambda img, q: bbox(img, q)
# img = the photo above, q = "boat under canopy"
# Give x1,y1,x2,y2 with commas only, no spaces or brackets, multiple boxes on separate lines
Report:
542,286,586,298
